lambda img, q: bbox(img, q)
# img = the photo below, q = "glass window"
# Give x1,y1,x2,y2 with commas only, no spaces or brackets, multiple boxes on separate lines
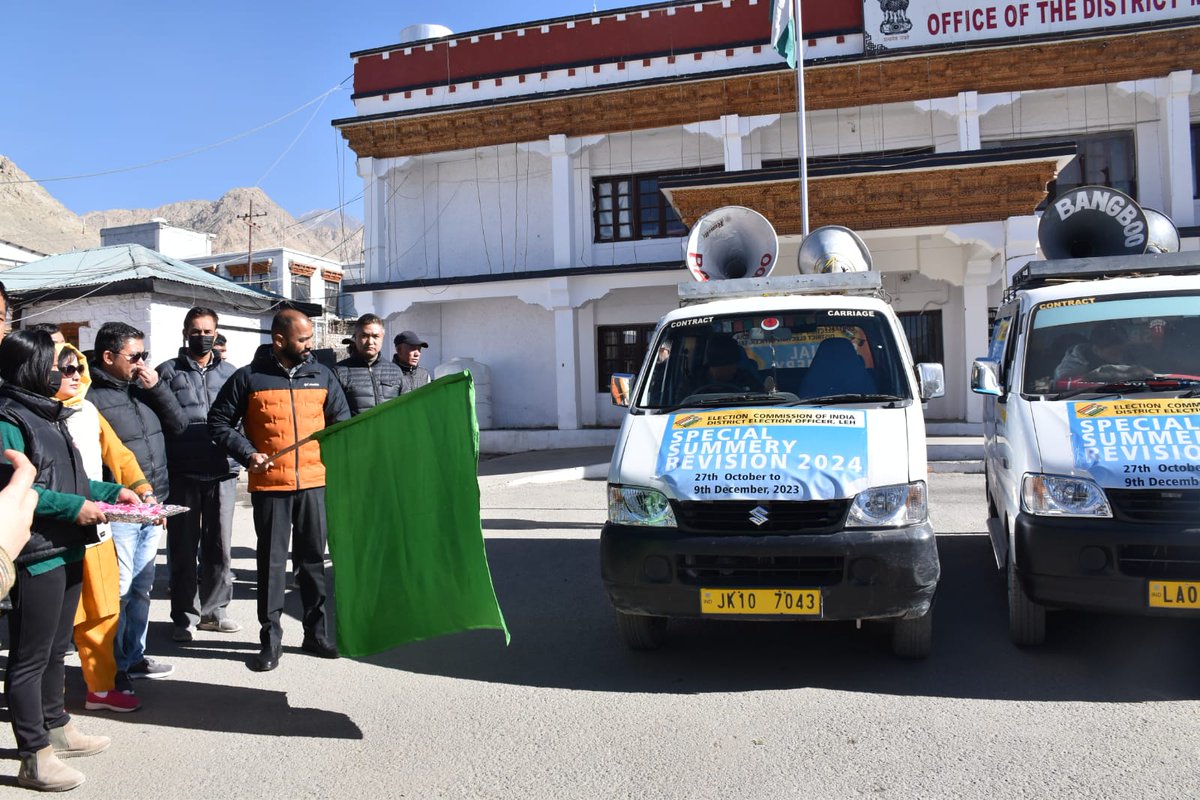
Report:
985,131,1136,206
597,324,655,391
1023,292,1200,396
897,310,944,364
325,282,340,315
592,169,714,243
292,275,311,303
638,311,910,410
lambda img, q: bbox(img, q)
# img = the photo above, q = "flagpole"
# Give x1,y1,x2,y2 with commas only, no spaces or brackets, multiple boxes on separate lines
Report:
794,0,809,237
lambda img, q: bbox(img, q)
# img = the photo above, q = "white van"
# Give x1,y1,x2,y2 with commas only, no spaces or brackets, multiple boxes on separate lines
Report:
602,271,946,657
971,252,1200,645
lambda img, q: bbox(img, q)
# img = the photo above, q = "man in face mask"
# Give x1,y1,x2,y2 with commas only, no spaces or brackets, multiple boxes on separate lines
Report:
155,307,243,642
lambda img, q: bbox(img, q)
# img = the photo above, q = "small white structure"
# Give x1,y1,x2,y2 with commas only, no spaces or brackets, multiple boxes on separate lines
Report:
100,219,214,260
0,238,48,270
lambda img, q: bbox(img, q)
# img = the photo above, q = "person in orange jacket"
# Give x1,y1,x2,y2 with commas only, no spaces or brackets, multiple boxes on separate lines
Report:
54,342,154,713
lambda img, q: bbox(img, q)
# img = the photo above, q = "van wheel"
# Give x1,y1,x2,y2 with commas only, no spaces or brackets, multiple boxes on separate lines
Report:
891,609,932,659
615,610,667,650
1008,554,1046,646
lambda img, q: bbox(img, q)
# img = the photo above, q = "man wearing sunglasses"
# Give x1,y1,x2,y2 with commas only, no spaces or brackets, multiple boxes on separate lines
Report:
88,322,187,686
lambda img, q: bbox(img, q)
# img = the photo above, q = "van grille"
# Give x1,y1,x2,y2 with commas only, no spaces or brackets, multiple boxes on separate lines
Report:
1118,545,1200,580
671,499,850,534
677,554,845,587
1107,489,1200,524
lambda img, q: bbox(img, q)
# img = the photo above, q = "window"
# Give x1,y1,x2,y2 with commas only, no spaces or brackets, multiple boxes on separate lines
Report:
292,275,311,303
897,310,944,364
325,282,340,315
1192,123,1200,199
986,131,1136,206
597,324,655,391
592,168,719,242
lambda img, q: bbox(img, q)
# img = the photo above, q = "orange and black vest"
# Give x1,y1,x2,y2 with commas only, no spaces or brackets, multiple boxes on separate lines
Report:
207,345,350,492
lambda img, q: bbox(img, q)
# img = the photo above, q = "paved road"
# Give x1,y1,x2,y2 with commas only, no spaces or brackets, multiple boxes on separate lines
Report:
2,460,1197,798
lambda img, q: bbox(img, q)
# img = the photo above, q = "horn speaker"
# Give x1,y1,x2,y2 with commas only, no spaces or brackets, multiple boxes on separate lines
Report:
685,206,777,282
1039,185,1151,259
797,225,872,274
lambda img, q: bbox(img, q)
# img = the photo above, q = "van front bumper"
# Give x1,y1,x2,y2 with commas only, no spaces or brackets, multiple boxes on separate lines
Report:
1014,512,1200,615
600,522,939,622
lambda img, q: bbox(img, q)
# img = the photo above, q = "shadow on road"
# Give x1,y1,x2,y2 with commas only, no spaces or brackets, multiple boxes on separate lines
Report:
58,679,363,740
358,533,1200,702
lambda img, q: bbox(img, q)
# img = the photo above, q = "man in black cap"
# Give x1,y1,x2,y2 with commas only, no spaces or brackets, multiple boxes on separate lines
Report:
392,330,431,394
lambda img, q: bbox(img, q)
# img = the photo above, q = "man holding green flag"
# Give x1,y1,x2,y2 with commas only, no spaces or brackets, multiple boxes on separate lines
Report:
313,370,508,658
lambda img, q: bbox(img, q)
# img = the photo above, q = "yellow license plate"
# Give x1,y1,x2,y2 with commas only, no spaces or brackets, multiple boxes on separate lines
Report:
1148,581,1200,609
700,588,821,616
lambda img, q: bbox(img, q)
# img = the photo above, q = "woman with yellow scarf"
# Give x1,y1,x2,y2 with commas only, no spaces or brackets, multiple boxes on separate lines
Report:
54,343,153,713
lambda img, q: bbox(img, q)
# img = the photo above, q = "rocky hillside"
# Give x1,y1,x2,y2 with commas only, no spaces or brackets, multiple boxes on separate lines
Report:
0,157,98,254
0,155,362,261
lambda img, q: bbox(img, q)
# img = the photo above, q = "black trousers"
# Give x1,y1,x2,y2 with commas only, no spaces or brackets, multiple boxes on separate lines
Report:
250,488,330,652
6,559,83,757
168,474,238,628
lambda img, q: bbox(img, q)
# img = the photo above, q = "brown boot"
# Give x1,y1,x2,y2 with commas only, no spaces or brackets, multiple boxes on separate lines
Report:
17,745,85,791
47,721,110,758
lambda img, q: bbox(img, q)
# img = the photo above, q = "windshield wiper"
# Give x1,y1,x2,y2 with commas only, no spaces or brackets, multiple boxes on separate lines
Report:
795,393,904,407
685,392,793,407
1050,381,1154,401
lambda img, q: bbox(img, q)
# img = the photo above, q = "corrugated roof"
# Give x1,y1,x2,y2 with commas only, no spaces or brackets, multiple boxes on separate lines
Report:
0,243,282,311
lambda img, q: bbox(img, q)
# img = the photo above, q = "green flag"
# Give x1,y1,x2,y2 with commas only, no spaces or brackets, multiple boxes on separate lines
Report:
313,370,509,657
770,0,797,69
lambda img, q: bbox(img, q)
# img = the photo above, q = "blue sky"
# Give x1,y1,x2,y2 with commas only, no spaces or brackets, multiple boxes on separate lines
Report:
1,0,652,219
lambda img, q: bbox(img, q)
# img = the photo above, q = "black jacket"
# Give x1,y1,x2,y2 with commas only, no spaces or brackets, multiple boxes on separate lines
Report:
0,385,97,565
392,357,431,394
87,362,188,498
335,353,402,415
156,349,240,479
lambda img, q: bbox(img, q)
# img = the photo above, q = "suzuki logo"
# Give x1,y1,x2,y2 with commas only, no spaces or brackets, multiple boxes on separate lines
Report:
749,505,769,527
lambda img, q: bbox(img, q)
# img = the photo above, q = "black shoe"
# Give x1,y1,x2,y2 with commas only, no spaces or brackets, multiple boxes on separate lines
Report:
301,637,340,659
249,648,280,672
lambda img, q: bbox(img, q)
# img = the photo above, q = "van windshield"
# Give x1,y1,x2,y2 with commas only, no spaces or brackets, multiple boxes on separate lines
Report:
637,309,911,410
1023,292,1200,397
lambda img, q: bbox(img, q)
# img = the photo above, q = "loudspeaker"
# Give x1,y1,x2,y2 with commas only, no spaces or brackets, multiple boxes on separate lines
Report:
797,225,872,274
684,206,778,282
1039,185,1150,259
1142,207,1181,254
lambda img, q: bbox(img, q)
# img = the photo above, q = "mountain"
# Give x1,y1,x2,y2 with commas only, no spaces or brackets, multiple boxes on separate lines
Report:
0,156,98,254
82,188,364,261
0,155,363,262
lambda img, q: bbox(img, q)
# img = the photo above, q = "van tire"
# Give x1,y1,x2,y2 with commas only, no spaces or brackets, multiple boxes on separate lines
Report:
891,609,932,659
1008,554,1046,646
616,610,667,650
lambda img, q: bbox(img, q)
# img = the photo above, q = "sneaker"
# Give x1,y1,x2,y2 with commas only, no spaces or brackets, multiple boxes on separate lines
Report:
197,617,242,633
127,658,174,680
85,690,141,713
171,626,193,642
114,671,133,693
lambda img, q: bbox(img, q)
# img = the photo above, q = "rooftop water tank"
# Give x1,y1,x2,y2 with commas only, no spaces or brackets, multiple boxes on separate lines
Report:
399,24,454,43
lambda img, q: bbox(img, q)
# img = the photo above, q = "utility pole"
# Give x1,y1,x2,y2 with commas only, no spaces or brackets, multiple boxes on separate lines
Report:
237,199,268,289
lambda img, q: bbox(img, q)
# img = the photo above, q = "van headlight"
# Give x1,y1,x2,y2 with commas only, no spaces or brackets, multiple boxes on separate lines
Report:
608,485,677,527
847,482,927,528
1021,474,1112,518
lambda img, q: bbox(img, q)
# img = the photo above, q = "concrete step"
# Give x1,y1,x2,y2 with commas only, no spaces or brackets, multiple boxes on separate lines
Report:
927,435,985,461
926,421,984,436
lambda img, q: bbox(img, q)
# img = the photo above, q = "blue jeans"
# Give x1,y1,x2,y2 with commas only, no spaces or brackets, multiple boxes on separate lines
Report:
111,521,161,671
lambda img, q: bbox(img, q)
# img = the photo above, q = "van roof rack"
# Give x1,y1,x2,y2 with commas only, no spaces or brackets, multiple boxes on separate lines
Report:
1011,250,1200,292
678,272,883,305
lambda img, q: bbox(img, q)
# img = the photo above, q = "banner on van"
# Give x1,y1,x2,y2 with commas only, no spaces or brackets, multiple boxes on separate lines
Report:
655,408,869,501
1069,399,1200,489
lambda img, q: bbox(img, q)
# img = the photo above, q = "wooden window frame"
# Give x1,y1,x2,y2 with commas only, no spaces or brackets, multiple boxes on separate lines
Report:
596,324,656,391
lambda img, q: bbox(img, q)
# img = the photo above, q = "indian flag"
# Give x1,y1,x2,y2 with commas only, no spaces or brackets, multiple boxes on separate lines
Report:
770,0,797,69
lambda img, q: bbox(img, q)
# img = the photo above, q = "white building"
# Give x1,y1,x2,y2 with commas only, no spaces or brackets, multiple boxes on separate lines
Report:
0,238,48,270
333,0,1200,450
100,218,214,259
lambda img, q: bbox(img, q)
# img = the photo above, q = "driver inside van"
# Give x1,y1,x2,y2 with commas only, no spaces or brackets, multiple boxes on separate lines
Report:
1053,320,1153,382
682,334,764,398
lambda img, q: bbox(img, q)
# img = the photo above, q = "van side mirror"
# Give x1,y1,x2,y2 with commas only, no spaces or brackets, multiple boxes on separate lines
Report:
915,363,945,400
610,373,634,407
971,358,1002,396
